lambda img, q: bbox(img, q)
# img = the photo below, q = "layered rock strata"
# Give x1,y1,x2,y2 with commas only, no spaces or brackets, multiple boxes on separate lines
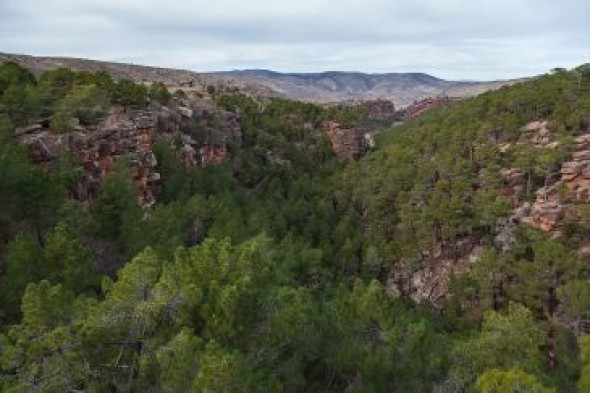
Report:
15,99,240,207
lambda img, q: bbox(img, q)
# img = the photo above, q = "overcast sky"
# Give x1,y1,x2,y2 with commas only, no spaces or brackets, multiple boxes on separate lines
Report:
0,0,588,80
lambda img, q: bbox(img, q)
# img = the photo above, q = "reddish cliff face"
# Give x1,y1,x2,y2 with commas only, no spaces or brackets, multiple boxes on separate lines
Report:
561,136,590,202
403,96,454,121
392,121,590,306
15,98,241,207
499,124,590,234
324,121,368,160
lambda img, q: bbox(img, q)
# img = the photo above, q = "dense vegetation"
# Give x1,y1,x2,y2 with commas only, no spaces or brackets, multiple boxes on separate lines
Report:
0,61,590,392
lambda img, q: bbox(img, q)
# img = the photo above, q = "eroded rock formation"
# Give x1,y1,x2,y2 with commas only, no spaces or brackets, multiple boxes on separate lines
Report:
325,121,368,160
524,120,559,148
386,235,483,307
500,125,590,234
403,96,455,121
396,122,590,306
15,98,240,207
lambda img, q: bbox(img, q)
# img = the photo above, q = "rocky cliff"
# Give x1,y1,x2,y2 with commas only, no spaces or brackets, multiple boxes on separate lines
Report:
324,121,370,161
387,235,484,306
388,120,590,306
403,96,456,121
15,97,240,207
500,121,590,235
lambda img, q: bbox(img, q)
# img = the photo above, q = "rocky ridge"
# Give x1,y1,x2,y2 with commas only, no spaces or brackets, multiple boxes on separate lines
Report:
0,52,272,99
211,70,519,107
14,93,377,208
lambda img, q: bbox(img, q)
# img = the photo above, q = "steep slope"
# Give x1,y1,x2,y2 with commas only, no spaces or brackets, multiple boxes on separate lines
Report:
2,58,590,392
340,65,590,306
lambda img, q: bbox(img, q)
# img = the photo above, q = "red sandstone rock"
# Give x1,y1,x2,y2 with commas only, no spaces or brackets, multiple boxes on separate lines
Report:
15,99,241,208
325,121,367,160
403,96,454,121
504,129,590,234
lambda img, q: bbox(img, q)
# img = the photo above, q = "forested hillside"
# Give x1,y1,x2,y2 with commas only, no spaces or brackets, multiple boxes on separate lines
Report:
1,60,590,392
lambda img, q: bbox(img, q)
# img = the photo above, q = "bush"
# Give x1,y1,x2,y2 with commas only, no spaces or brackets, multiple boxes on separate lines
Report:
0,62,35,94
38,68,77,99
114,79,148,107
51,84,109,132
148,82,171,104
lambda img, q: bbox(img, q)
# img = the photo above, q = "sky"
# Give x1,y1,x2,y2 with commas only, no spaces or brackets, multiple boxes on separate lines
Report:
0,0,588,80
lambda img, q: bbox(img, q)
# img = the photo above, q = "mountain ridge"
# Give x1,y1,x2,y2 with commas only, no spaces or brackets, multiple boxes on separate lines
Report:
0,52,521,107
206,69,522,106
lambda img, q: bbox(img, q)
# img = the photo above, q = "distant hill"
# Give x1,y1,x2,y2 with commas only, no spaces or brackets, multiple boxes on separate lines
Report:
209,69,520,106
0,52,520,107
0,52,222,92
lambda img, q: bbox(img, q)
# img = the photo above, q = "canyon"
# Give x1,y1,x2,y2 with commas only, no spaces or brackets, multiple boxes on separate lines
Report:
4,54,583,313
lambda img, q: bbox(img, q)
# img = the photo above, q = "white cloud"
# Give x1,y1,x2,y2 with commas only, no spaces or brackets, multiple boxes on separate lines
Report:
0,0,588,79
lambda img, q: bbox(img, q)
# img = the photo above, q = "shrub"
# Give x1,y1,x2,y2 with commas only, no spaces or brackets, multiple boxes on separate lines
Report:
51,84,109,132
114,79,148,107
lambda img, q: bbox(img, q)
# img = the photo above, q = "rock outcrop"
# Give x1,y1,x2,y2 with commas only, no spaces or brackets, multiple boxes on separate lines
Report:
524,120,558,148
15,99,241,207
499,168,527,206
324,121,368,160
517,198,573,234
403,96,455,121
501,131,590,234
561,136,590,202
387,236,483,307
405,125,590,306
502,171,572,235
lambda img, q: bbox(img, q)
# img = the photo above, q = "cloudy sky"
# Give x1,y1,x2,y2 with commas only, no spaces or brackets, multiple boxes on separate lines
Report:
0,0,588,80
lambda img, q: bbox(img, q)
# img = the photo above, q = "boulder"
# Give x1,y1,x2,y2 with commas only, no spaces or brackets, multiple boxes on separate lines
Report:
500,168,526,190
21,132,63,163
178,106,194,118
14,124,42,136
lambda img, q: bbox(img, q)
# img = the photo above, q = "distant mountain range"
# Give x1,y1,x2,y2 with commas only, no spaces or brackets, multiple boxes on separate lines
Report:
0,52,521,107
210,70,519,106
